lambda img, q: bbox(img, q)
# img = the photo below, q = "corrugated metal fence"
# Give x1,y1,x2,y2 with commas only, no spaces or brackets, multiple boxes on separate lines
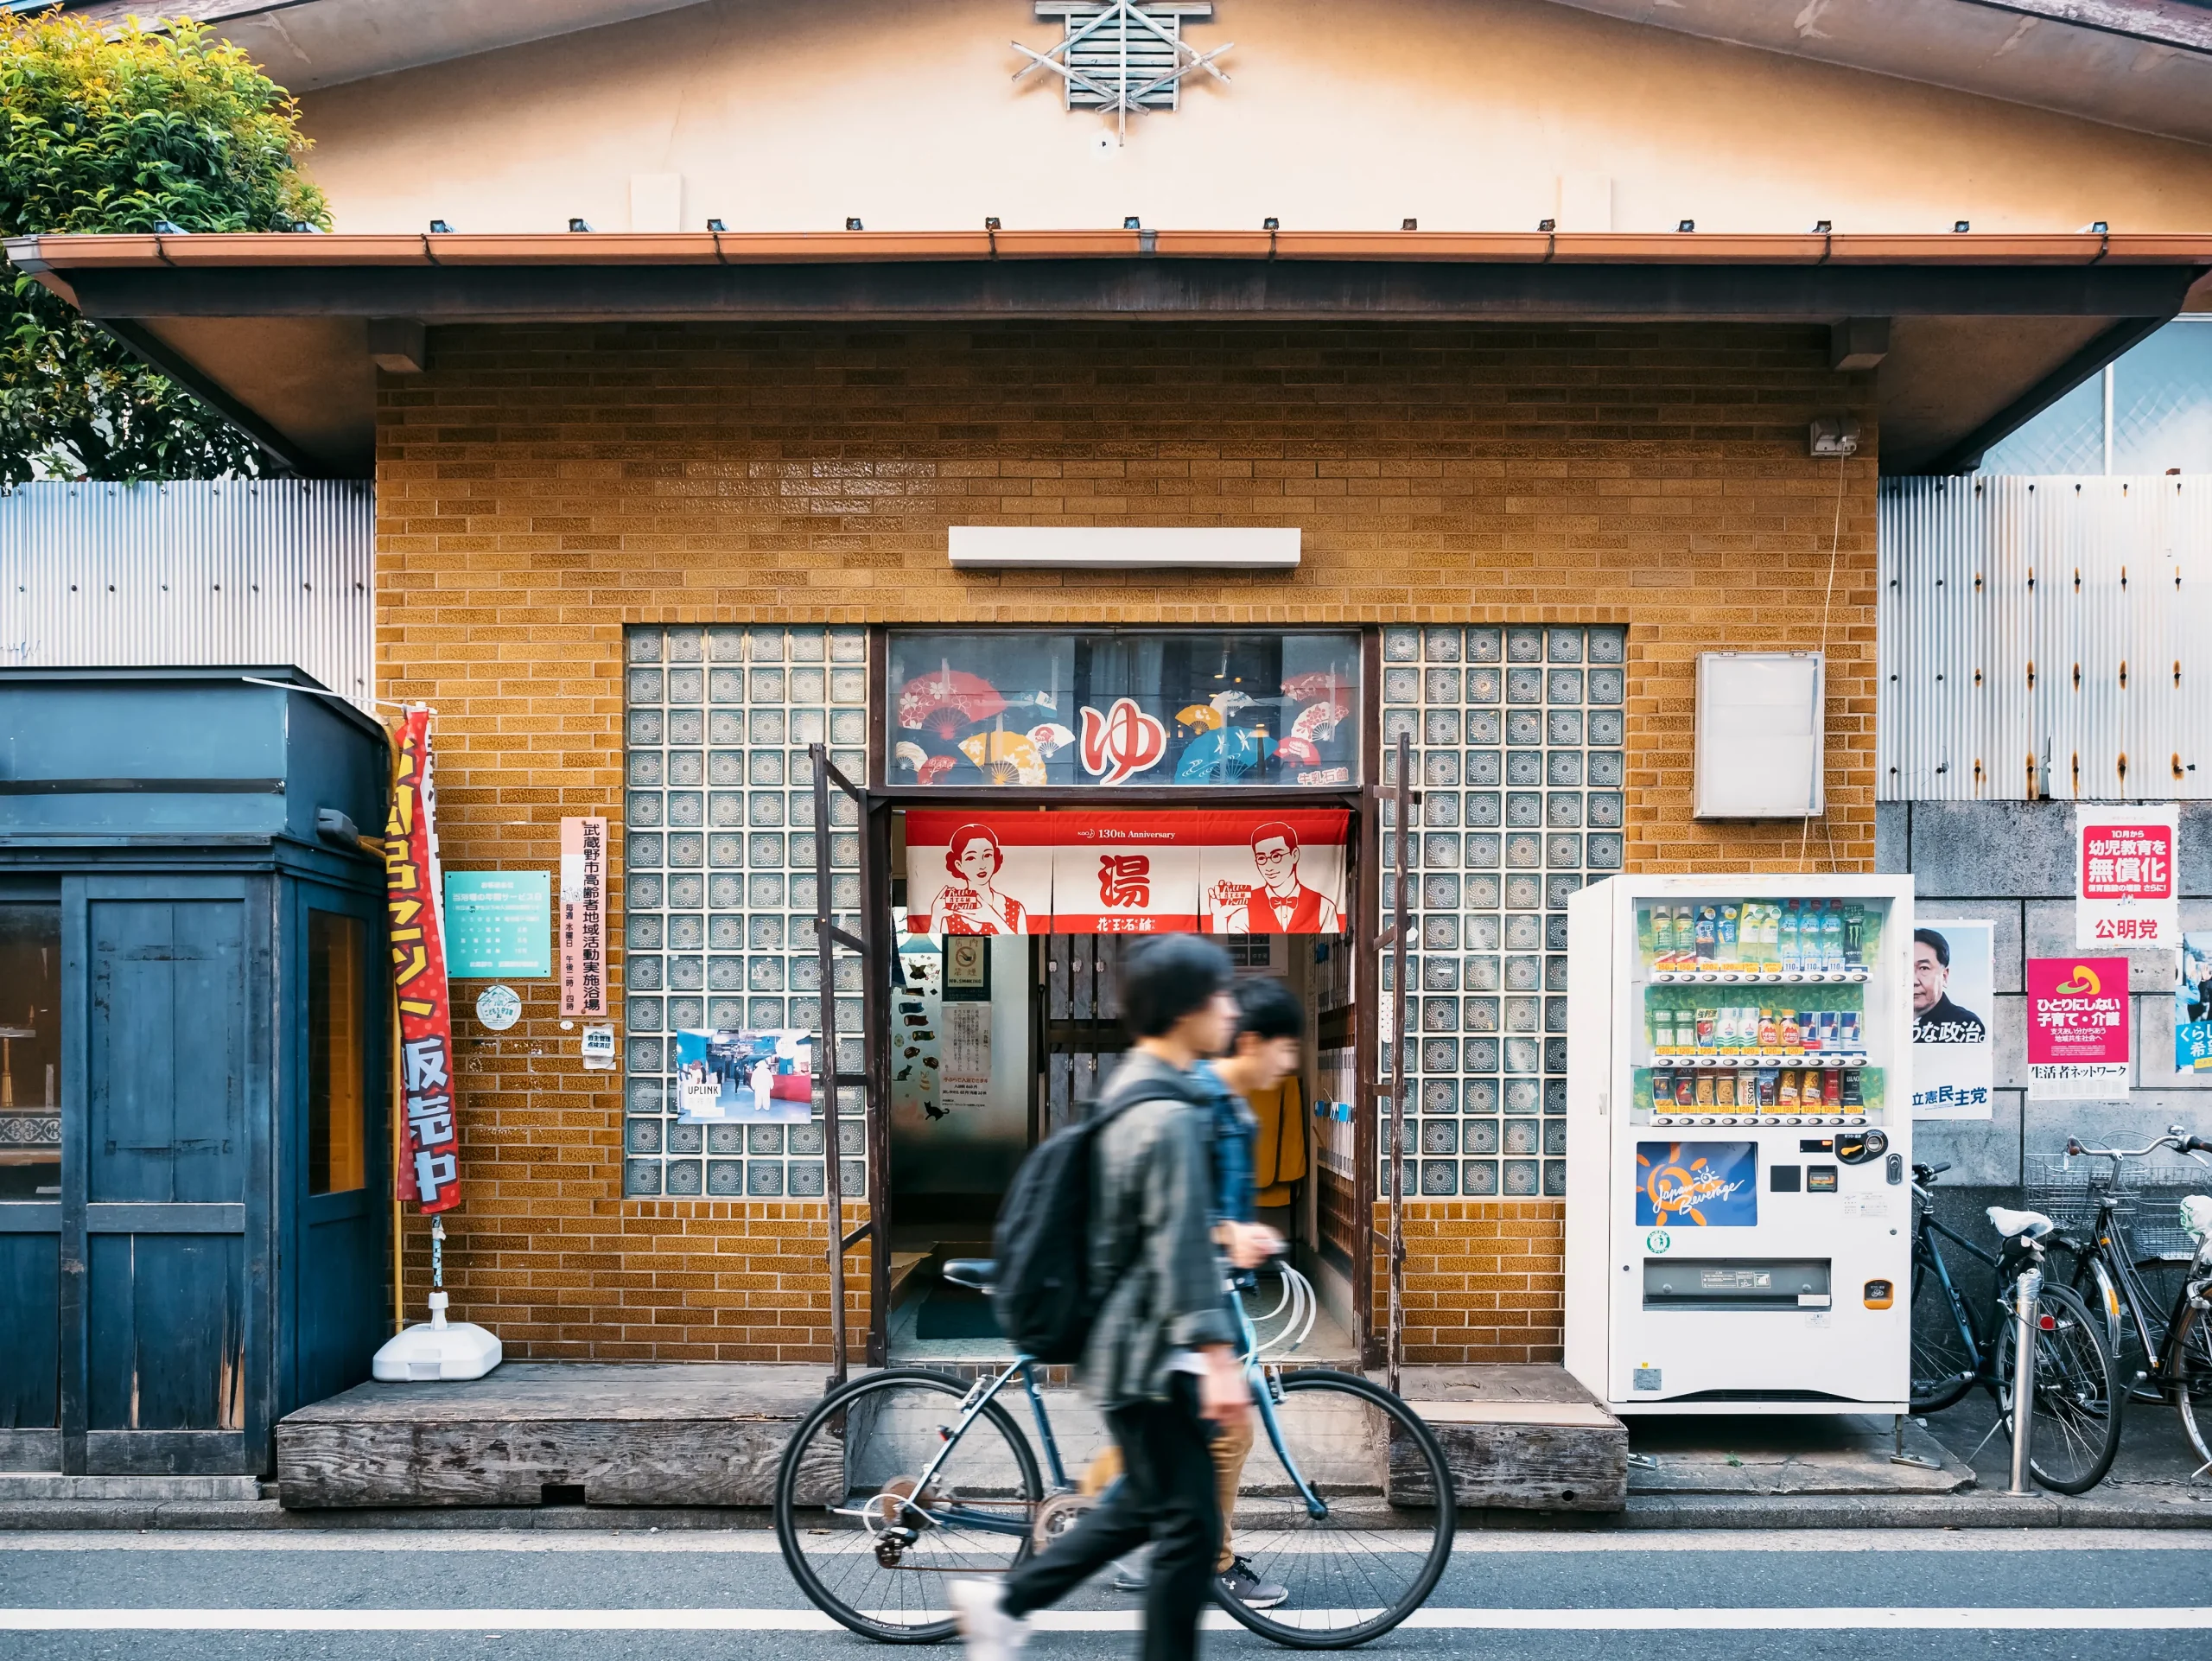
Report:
1879,474,2212,802
0,479,374,712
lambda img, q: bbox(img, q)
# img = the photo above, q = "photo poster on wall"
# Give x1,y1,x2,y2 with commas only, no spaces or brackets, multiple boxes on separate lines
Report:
2178,932,2212,1074
673,1028,814,1123
893,924,944,1120
1911,919,1994,1120
904,810,1348,936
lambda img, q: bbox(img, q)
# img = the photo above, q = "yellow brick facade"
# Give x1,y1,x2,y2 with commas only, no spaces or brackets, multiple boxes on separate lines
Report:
380,319,1877,1364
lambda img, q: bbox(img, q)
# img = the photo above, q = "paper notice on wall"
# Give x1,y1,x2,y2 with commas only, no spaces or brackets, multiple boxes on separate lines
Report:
2076,804,2179,949
1911,920,1994,1119
2026,955,2133,1099
941,1001,992,1114
559,815,608,1017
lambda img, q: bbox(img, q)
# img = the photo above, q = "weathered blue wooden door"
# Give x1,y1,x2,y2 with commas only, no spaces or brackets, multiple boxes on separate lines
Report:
66,875,268,1474
0,888,63,1470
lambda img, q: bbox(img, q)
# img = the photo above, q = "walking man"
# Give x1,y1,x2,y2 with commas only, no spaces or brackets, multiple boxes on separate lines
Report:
1117,975,1303,1609
952,933,1249,1661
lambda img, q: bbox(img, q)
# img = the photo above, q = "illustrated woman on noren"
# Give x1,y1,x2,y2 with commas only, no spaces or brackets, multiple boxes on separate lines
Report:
929,823,1026,935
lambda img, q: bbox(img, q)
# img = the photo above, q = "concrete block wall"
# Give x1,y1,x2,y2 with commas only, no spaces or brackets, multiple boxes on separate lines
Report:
1879,799,2212,1281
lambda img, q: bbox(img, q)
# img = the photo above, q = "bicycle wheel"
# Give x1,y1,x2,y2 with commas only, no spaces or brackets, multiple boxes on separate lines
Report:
1993,1282,2123,1494
1211,1368,1456,1650
773,1367,1045,1643
1909,1244,1979,1414
2167,1299,2212,1467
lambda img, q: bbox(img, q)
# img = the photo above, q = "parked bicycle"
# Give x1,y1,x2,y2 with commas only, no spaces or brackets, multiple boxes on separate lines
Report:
772,1261,1456,1650
2037,1129,2212,1467
1907,1161,2123,1492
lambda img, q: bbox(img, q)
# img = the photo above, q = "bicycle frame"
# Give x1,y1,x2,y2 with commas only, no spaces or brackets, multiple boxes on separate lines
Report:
886,1298,1330,1542
1916,1202,2004,1377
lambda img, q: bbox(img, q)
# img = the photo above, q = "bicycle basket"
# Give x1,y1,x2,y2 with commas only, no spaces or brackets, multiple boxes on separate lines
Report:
2022,1153,2133,1237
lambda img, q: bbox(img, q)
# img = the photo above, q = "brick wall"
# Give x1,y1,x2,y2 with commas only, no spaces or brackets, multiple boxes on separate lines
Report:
379,319,1878,1362
1376,1200,1567,1365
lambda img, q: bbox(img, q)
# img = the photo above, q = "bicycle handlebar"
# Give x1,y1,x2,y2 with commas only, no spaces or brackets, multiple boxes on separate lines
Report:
2063,1127,2209,1164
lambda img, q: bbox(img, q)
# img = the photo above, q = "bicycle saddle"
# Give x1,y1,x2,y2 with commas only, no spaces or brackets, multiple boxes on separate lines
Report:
1986,1206,2055,1240
942,1257,997,1291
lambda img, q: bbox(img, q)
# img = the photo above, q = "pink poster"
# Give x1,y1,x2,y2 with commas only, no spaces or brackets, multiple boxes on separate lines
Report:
2025,955,2132,1099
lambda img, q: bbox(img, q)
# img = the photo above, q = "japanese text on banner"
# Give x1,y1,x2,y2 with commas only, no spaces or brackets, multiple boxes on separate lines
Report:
383,708,461,1213
560,816,608,1018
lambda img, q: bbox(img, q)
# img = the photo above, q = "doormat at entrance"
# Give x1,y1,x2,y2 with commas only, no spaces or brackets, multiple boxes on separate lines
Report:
914,1278,1001,1341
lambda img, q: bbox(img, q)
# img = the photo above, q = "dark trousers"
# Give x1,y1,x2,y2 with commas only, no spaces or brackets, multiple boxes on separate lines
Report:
1001,1373,1219,1661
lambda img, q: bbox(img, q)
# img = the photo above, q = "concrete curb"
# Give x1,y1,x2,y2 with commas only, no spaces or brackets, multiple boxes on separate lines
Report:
1,1489,2208,1533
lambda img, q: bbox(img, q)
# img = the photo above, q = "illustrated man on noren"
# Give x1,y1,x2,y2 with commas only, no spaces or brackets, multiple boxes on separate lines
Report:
1911,926,1986,1043
1217,822,1340,935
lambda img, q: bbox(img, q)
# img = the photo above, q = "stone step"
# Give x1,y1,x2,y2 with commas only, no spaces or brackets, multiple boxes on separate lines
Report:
277,1360,1627,1512
0,1474,264,1502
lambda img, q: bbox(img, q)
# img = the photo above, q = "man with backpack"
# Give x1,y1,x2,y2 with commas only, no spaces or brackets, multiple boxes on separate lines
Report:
954,933,1249,1661
1115,975,1303,1610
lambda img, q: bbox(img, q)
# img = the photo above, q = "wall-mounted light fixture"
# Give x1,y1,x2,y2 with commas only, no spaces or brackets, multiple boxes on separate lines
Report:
845,217,864,231
568,218,594,233
429,220,454,234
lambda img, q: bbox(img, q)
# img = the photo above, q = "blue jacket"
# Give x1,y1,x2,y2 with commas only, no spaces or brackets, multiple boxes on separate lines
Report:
1194,1060,1258,1228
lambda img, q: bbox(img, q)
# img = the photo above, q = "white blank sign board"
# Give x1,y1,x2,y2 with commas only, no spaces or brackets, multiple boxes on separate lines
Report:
1694,651,1825,818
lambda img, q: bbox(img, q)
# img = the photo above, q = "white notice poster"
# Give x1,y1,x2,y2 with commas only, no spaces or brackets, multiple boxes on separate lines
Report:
941,1002,992,1114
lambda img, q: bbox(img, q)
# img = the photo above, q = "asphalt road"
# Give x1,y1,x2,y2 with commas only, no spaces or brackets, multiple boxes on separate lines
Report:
1,1527,2207,1661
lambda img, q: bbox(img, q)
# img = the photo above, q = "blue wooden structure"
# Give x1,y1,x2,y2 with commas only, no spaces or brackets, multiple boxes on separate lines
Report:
0,666,389,1475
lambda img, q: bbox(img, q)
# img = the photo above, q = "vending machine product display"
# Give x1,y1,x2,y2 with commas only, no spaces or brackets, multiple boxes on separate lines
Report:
1563,875,1914,1414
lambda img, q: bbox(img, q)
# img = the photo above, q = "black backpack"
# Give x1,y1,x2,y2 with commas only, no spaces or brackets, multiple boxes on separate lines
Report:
989,1077,1149,1363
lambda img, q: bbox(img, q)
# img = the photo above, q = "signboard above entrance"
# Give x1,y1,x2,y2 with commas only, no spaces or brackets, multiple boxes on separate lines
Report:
906,809,1349,936
887,628,1360,790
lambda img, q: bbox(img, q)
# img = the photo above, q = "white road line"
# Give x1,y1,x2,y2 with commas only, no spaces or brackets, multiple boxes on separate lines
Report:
1,1607,2208,1632
0,1527,2206,1554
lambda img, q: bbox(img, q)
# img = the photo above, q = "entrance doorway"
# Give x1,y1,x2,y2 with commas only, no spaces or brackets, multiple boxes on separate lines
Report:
878,805,1368,1365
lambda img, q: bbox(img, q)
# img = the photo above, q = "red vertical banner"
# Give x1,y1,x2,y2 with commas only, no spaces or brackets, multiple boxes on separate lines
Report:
384,708,461,1213
561,815,608,1017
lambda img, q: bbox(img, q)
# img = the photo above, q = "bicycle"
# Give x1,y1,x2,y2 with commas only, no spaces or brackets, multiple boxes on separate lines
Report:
772,1258,1457,1649
1906,1161,2123,1493
2037,1129,2212,1467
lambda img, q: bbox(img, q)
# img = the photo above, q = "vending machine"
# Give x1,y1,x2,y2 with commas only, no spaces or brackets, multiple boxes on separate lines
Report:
1563,875,1915,1415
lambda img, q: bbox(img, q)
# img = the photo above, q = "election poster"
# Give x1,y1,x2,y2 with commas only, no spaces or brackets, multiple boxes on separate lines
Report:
2177,933,2212,1074
2077,805,2180,950
1911,920,1994,1120
2026,956,2133,1100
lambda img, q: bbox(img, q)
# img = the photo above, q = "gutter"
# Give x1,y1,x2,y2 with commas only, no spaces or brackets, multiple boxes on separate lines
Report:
10,228,2211,297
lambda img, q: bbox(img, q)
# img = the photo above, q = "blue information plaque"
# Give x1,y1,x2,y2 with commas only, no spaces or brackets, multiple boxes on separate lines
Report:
445,870,552,978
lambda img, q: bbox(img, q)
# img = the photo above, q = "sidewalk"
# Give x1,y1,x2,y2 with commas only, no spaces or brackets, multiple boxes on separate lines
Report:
0,1362,2202,1531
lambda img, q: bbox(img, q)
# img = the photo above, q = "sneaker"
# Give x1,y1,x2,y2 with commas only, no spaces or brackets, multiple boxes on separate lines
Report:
1110,1551,1149,1593
949,1579,1030,1661
1217,1556,1287,1610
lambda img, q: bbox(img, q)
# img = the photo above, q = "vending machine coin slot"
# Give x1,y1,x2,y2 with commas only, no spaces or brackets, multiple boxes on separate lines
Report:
1806,1165,1838,1193
1835,1129,1887,1165
1770,1165,1802,1192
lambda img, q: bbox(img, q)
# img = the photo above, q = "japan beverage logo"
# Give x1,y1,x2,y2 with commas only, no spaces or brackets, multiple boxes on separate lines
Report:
1635,1141,1758,1228
1079,697,1167,785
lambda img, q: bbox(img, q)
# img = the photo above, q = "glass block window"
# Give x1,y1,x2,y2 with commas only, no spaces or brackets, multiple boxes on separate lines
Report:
1381,623,1626,1200
622,625,872,1200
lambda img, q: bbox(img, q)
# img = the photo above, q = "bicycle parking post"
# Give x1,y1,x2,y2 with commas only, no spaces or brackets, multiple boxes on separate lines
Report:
2006,1262,2043,1496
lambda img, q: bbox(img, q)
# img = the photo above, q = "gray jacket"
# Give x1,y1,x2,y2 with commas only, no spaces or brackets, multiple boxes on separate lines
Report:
1083,1051,1242,1408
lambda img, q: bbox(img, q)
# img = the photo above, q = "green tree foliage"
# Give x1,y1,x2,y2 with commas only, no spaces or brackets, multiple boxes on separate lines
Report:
0,13,328,481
